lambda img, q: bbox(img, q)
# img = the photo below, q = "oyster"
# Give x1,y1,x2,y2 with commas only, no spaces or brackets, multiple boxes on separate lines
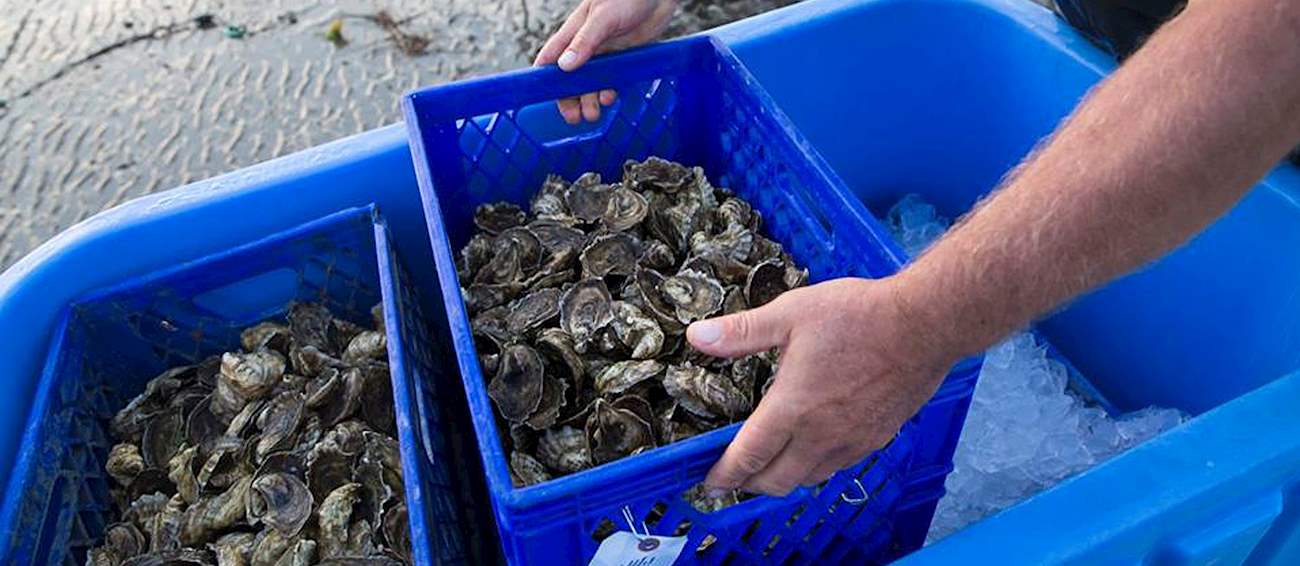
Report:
593,360,664,397
528,221,587,255
559,279,614,348
639,239,676,271
509,451,551,488
564,175,613,223
610,301,664,359
524,375,568,431
745,258,791,308
247,472,313,537
342,331,386,364
255,391,306,463
535,328,585,386
213,351,285,420
601,187,650,232
473,202,526,234
664,364,751,420
661,269,725,323
242,322,292,355
623,156,692,192
579,233,641,279
91,303,412,564
107,442,146,486
287,303,333,353
586,399,655,465
487,344,546,422
504,288,562,333
317,482,361,559
457,157,809,485
536,426,593,474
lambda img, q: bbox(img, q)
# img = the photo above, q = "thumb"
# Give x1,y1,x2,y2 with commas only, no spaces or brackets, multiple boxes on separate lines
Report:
686,300,793,358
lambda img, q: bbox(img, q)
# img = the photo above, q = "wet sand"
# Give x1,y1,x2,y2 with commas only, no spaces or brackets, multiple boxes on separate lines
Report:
0,0,797,269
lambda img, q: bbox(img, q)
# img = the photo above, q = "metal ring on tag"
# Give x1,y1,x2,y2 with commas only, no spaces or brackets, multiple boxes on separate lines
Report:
638,538,660,551
841,479,869,505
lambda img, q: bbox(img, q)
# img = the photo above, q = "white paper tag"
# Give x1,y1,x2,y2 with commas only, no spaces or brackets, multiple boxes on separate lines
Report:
588,531,688,566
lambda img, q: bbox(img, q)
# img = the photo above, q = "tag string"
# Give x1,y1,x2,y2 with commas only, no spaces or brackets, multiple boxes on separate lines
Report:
621,505,651,539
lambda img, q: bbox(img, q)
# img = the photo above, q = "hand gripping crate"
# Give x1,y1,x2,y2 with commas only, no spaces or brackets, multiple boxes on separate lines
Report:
0,206,478,565
404,36,981,564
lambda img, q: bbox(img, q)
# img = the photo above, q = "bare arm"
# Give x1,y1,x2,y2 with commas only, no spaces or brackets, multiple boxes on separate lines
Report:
898,0,1300,359
692,0,1300,495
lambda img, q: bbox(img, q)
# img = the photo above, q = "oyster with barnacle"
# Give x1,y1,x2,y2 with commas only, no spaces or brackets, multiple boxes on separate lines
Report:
457,157,808,486
89,302,412,564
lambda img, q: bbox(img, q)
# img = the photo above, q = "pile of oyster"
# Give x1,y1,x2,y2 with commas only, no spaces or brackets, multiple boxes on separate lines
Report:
458,157,807,487
89,303,410,566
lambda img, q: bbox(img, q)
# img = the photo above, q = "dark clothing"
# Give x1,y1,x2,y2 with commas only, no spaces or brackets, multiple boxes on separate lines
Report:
1053,0,1186,59
1054,0,1300,164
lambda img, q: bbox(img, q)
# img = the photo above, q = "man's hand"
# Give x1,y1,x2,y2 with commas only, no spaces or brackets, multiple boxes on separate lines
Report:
534,0,676,124
687,278,955,496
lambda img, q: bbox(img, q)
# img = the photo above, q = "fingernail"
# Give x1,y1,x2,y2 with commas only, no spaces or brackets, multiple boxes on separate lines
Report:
706,488,728,499
557,50,578,70
688,320,723,345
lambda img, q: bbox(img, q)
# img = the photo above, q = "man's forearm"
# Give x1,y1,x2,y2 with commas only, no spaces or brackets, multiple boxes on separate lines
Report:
892,0,1300,358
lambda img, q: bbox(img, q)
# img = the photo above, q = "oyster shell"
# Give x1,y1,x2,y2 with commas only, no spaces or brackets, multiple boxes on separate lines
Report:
287,303,333,353
524,375,568,431
94,302,412,563
579,233,641,279
745,258,790,308
473,202,525,235
610,301,664,359
536,426,592,474
242,322,292,355
108,442,146,486
504,288,562,333
509,451,551,488
342,331,386,365
247,472,313,537
317,482,361,559
457,157,810,486
601,187,649,232
254,391,305,464
660,269,725,323
564,176,613,223
639,239,676,271
664,364,751,420
586,399,656,465
623,156,692,192
593,360,664,397
559,279,614,348
213,351,285,420
487,344,546,423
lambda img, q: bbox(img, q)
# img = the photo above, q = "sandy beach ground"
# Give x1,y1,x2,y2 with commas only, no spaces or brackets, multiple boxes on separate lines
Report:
0,0,798,270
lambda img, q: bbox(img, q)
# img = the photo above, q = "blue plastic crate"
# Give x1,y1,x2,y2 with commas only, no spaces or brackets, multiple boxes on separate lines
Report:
403,36,982,564
0,206,471,565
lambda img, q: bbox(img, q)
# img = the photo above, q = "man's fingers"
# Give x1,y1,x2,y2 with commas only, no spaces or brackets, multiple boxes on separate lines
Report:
560,6,617,71
557,97,583,124
535,1,589,66
686,298,794,358
580,92,602,122
704,400,793,491
599,89,617,106
742,445,816,497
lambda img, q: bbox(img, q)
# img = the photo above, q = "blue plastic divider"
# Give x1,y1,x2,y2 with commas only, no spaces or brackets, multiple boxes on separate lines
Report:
404,35,981,564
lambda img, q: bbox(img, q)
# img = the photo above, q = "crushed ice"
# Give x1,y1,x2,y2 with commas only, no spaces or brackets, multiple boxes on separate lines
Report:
883,194,1188,542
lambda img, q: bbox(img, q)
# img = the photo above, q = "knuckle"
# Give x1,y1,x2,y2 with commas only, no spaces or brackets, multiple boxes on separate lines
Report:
729,312,755,342
733,448,769,476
